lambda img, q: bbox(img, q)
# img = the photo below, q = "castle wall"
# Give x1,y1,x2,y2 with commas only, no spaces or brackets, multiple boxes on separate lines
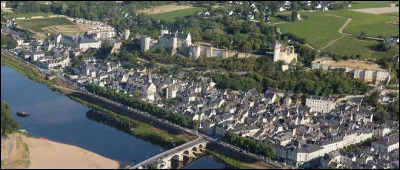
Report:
376,70,390,83
364,70,374,83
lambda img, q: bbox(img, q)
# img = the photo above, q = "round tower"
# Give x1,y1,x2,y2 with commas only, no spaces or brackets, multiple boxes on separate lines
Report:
140,36,151,51
273,40,281,62
124,29,130,40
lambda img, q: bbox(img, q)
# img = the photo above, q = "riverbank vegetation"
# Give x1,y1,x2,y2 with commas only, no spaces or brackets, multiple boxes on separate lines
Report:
69,97,189,146
206,150,252,169
1,101,20,138
1,54,56,87
222,131,276,159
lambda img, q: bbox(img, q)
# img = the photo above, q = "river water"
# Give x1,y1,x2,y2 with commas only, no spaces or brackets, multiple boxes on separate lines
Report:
1,65,226,169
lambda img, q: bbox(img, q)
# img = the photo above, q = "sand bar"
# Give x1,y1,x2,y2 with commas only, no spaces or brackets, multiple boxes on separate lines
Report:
21,135,120,169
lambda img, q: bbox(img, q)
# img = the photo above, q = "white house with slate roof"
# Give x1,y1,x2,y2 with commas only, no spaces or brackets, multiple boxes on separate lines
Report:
372,133,399,153
306,95,336,113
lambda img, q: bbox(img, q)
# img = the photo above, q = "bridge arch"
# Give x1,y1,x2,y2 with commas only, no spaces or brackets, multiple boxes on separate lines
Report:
171,154,183,161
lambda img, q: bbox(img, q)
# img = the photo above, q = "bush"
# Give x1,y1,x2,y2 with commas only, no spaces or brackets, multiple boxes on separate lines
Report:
371,42,391,52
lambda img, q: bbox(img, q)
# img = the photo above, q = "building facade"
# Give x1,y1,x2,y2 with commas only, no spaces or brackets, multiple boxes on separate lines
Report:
306,95,336,113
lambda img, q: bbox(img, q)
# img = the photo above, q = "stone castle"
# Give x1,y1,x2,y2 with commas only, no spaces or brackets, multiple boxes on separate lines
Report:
140,29,298,62
141,28,192,55
273,41,297,64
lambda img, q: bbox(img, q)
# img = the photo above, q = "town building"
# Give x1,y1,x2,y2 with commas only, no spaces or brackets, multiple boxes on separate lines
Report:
306,95,336,113
372,133,399,153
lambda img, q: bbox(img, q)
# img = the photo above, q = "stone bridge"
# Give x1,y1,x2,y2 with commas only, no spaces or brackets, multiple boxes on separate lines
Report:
130,137,208,169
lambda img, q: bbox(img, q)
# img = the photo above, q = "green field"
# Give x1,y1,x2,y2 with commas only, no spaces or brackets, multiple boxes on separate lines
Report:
2,12,55,19
348,1,392,9
325,10,399,37
150,7,205,22
382,12,400,16
323,35,399,60
15,17,74,32
279,12,347,49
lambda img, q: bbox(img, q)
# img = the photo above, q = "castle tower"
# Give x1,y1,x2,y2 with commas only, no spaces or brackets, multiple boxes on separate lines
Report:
160,25,169,37
273,40,281,62
171,31,178,55
140,36,151,51
124,29,130,40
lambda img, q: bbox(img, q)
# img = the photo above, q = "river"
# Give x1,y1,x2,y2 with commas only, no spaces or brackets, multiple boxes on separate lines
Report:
1,65,226,169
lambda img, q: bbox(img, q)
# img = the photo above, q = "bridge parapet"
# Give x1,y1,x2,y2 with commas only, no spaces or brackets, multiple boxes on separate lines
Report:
130,139,208,169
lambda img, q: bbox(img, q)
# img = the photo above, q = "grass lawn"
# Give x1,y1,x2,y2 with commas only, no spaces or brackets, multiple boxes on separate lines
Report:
348,1,392,9
150,7,205,22
2,12,55,19
279,11,347,49
325,10,399,37
15,17,74,33
323,35,399,60
382,12,399,16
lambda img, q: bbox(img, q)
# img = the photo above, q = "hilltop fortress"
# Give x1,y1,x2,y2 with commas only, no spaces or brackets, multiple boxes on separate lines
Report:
140,28,192,55
140,29,297,63
273,41,297,64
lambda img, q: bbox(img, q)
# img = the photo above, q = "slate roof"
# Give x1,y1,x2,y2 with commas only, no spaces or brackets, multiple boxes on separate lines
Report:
373,133,399,146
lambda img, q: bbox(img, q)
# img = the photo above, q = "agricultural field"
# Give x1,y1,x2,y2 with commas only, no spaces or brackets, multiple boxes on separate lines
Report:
325,10,399,37
279,11,347,49
323,35,399,60
348,1,392,9
42,24,92,36
15,17,74,33
149,7,205,22
137,4,195,14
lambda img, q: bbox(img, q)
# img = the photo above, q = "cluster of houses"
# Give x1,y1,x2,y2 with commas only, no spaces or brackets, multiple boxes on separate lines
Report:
1,15,125,70
64,56,398,169
321,133,399,169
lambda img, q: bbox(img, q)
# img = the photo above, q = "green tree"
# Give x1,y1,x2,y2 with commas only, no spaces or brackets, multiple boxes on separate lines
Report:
359,31,366,40
1,101,20,137
291,11,298,22
149,59,157,69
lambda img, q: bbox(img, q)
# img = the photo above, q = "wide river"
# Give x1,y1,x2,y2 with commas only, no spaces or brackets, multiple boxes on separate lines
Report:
1,65,227,168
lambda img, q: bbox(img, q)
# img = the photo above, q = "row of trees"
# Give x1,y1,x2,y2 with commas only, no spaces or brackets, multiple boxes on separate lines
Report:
1,34,17,49
223,131,276,159
211,68,371,97
1,101,20,137
84,84,191,128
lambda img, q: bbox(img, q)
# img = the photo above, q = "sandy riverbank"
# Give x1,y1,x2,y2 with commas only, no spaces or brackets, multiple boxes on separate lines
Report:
20,134,120,169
